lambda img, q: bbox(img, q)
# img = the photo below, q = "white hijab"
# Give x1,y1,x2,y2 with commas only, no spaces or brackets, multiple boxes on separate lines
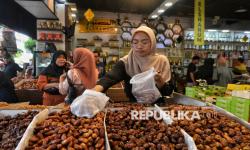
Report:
120,26,171,82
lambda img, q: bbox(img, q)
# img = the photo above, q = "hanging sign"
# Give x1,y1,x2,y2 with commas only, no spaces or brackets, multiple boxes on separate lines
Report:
84,9,95,22
194,0,205,45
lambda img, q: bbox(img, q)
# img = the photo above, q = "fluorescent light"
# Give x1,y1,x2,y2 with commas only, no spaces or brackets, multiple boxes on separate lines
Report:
244,31,250,34
158,9,165,14
207,29,217,32
151,15,158,19
222,30,229,33
71,7,77,11
165,2,173,7
71,14,76,17
235,9,248,13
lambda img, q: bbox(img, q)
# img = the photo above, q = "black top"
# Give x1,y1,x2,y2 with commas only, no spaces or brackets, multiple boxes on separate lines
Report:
0,71,18,103
196,58,214,84
186,63,196,82
97,60,173,102
3,62,23,79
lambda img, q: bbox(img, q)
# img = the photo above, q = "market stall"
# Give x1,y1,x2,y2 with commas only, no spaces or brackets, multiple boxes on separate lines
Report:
1,0,250,149
1,93,250,149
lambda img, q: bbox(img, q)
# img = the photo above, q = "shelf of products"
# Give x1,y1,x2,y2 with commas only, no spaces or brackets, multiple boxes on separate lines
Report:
184,30,250,51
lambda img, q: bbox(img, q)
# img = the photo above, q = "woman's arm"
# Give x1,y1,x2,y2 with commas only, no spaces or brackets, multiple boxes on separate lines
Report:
37,75,59,91
95,61,127,92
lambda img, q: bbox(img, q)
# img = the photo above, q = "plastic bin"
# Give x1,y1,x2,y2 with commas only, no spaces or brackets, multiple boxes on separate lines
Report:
185,87,196,98
230,97,250,121
216,96,232,111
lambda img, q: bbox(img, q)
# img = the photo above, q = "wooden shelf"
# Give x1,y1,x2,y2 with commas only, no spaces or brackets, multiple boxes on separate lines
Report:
37,28,62,32
184,48,250,52
37,40,63,43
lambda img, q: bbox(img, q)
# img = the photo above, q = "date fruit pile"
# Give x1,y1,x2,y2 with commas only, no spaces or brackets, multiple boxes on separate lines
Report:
0,111,38,150
106,108,188,150
26,109,105,150
167,105,250,150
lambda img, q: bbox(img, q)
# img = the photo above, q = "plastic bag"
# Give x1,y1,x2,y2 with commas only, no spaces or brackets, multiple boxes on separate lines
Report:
130,68,161,103
70,89,109,118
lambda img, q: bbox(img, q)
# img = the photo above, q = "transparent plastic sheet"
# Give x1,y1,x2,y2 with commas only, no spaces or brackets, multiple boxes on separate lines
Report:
70,89,109,118
16,109,49,150
130,68,161,103
181,129,198,150
154,104,197,150
154,104,173,125
104,110,111,150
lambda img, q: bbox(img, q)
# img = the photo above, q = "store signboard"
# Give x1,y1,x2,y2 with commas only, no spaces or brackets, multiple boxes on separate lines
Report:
79,18,118,34
194,0,205,45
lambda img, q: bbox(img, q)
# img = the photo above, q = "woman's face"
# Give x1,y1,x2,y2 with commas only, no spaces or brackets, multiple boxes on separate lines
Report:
0,50,6,57
218,56,227,65
55,55,66,67
132,32,151,57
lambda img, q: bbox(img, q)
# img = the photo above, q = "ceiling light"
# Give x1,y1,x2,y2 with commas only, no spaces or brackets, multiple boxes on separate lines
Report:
151,15,158,19
158,9,165,14
71,14,76,17
165,2,173,7
244,31,250,34
234,9,248,13
71,7,77,11
207,29,217,32
56,0,66,4
222,30,230,33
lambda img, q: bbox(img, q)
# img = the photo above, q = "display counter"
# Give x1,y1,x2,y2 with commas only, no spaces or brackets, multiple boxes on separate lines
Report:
15,89,43,105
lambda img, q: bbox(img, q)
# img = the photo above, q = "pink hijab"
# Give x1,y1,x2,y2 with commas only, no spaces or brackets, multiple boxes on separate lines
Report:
72,48,98,89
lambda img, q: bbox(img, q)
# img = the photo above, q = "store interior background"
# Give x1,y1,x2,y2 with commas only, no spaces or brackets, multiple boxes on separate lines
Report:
0,0,250,92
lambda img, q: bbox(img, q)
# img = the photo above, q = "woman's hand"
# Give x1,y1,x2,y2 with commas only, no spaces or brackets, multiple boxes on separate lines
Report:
155,71,165,89
43,83,59,90
92,85,104,92
66,61,73,69
60,73,66,82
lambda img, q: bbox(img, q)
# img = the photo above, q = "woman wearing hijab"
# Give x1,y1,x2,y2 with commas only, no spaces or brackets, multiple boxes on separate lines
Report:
93,26,173,102
59,48,98,100
37,50,67,105
0,71,18,103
